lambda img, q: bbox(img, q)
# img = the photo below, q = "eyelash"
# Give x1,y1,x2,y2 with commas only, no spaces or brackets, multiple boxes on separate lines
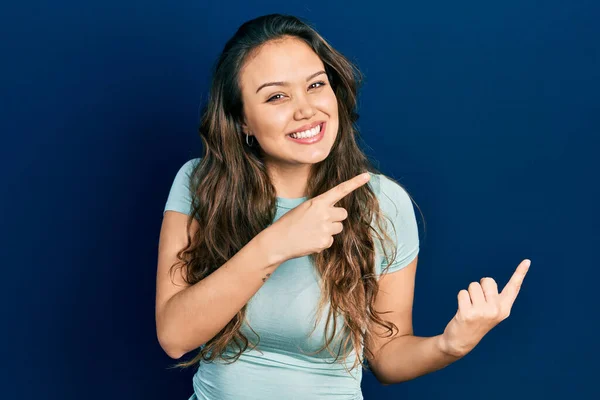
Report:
267,81,327,103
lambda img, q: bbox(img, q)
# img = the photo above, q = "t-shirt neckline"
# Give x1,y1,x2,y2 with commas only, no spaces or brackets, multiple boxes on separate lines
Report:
276,196,308,209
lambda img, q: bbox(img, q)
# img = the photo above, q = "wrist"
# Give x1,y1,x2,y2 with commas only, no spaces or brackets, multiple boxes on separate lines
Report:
435,334,466,359
256,226,288,268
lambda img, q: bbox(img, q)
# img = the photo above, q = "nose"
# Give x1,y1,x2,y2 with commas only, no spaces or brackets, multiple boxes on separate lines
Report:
293,94,316,120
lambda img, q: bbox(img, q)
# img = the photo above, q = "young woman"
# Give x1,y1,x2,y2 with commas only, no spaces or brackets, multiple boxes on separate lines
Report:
156,14,530,400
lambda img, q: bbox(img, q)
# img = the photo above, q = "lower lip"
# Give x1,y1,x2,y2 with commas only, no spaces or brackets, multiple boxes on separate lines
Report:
286,122,326,144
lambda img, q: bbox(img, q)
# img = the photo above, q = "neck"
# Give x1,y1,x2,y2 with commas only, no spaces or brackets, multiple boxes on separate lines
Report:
266,162,312,198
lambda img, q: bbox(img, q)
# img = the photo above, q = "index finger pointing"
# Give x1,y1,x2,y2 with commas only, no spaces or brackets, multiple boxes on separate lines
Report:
499,259,531,307
317,172,371,206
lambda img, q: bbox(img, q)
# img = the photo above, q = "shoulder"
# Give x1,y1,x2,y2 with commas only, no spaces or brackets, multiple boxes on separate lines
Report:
177,157,201,176
171,157,202,188
163,158,202,216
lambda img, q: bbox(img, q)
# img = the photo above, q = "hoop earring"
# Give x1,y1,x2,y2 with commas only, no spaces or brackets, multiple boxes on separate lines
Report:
245,132,254,146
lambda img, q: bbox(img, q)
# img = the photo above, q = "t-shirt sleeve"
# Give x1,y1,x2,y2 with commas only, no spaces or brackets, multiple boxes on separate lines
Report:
376,174,420,275
163,158,200,216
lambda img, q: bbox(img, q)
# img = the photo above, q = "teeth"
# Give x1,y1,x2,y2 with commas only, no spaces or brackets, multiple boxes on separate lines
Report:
289,124,321,139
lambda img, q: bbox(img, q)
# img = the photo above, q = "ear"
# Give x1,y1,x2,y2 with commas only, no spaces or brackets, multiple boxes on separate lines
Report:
238,118,250,135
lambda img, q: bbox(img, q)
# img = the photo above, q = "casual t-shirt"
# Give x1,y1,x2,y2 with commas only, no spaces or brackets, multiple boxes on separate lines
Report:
163,158,420,400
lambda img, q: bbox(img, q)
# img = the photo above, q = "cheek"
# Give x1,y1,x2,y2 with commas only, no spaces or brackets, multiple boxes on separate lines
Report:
320,91,338,117
260,113,290,140
248,106,289,135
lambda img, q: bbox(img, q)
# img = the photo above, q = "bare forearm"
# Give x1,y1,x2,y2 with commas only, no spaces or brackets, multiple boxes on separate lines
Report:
372,335,463,385
158,229,282,358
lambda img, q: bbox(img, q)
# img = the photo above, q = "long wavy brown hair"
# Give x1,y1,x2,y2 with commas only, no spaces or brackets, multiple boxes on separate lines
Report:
168,14,422,373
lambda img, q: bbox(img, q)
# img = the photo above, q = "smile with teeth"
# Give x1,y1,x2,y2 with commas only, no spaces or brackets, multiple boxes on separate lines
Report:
288,123,322,139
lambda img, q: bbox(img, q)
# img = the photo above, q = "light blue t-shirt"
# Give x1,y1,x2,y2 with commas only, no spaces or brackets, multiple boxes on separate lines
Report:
163,158,420,400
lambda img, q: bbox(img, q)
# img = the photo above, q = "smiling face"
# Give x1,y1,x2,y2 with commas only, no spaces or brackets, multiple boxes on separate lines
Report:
238,36,339,169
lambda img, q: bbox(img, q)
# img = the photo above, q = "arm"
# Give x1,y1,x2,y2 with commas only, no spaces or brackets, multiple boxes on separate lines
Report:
365,256,462,385
366,255,531,385
155,211,282,359
373,336,461,384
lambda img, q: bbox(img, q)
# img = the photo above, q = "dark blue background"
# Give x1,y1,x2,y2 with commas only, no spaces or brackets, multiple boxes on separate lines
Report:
2,0,598,399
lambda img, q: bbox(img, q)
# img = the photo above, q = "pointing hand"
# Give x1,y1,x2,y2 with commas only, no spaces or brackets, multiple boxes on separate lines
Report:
438,259,531,357
267,172,371,263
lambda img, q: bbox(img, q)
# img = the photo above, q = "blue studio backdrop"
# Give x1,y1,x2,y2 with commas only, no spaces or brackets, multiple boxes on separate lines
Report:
1,0,598,399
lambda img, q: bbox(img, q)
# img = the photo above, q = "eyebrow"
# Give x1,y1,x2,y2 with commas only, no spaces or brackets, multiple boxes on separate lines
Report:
255,70,327,94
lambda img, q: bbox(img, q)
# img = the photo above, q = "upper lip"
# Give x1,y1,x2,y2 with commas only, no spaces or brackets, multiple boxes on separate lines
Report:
287,121,325,135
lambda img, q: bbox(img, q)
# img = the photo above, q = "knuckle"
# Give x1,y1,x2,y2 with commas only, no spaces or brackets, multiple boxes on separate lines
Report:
319,233,333,245
463,309,477,321
481,277,496,286
487,306,501,319
308,199,321,210
313,198,327,209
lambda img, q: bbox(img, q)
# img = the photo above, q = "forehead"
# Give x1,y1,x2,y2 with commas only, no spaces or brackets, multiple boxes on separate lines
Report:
240,37,325,90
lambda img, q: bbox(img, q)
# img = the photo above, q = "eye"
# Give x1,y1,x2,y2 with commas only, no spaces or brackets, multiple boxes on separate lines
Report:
267,94,284,102
310,81,326,89
266,81,327,103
